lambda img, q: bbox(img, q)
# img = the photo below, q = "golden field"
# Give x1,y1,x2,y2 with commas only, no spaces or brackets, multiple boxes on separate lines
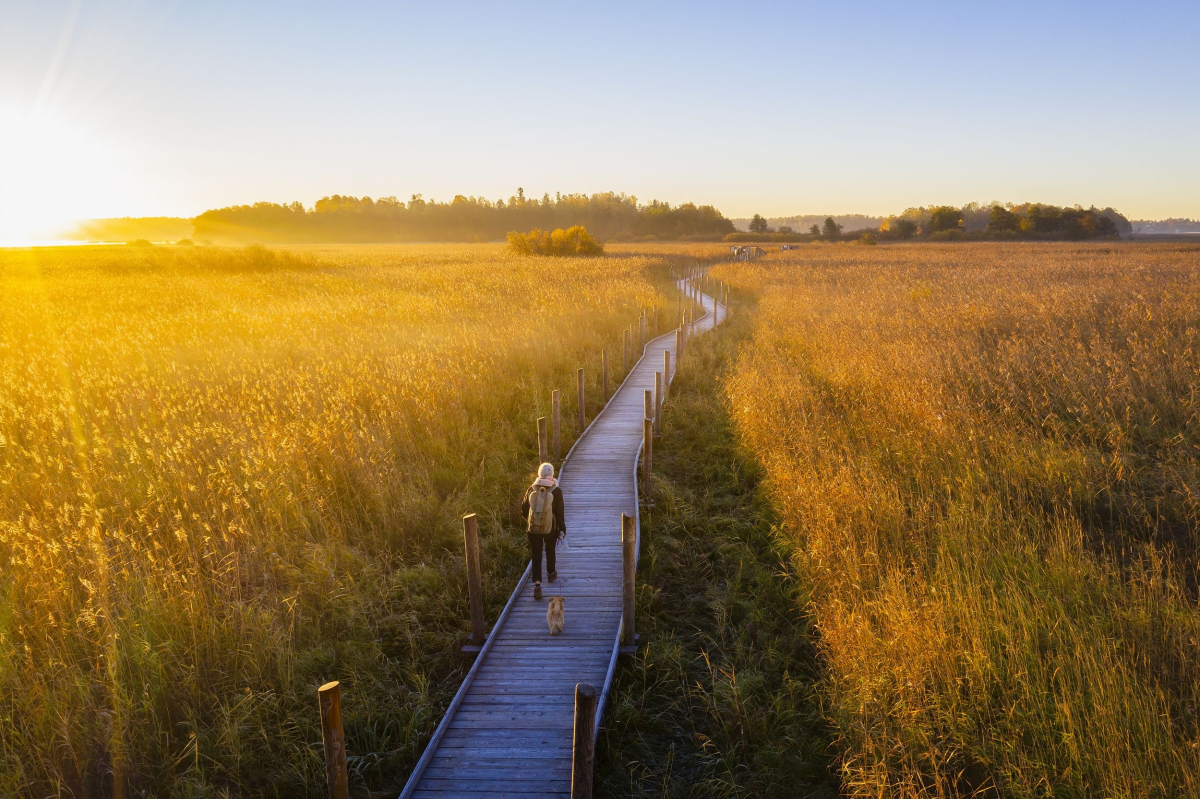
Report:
717,242,1200,797
0,243,677,796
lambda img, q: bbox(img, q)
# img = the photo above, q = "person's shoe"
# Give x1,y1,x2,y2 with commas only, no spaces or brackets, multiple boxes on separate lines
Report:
533,583,543,600
548,571,558,583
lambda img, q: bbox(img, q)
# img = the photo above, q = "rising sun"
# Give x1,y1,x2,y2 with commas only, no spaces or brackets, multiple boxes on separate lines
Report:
0,106,136,245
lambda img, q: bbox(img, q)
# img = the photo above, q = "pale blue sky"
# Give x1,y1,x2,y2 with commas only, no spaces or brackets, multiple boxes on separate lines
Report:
1,0,1197,237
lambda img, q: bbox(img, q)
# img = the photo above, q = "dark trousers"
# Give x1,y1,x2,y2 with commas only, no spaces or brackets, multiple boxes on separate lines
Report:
528,532,557,583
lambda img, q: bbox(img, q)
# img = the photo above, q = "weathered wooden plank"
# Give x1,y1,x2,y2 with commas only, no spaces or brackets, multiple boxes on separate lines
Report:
423,765,571,780
438,729,571,743
412,786,568,799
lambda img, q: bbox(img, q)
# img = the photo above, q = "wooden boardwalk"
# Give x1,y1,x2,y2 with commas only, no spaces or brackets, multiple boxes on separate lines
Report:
400,281,723,798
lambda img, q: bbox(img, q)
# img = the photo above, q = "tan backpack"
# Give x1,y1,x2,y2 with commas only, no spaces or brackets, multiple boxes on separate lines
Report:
527,485,555,534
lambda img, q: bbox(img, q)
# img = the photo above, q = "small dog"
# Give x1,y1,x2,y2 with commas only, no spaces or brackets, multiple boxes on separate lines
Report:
546,596,565,636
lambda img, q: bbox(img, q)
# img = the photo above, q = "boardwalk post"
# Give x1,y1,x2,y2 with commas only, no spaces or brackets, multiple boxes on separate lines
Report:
663,349,671,401
621,514,636,647
577,368,586,430
654,371,663,435
602,349,610,402
643,416,653,490
643,417,652,484
538,416,548,464
552,390,561,461
622,328,629,373
571,683,598,799
463,514,485,647
318,681,349,799
644,389,652,434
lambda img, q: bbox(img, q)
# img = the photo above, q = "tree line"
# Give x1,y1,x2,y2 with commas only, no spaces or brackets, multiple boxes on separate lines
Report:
190,190,735,244
732,203,1132,242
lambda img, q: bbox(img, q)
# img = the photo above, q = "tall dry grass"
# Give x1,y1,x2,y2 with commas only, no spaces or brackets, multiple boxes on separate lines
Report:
0,242,671,795
718,242,1200,797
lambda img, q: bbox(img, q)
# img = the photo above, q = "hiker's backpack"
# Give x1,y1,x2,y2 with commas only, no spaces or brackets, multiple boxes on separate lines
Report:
527,485,555,534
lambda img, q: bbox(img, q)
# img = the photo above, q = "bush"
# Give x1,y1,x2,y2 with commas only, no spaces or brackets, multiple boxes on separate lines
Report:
928,228,963,241
507,225,604,256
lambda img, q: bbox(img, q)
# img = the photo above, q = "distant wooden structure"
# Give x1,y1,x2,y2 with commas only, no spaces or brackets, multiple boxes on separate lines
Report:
729,245,766,261
398,277,725,799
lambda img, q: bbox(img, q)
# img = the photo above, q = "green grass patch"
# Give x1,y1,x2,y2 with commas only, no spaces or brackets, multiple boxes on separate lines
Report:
595,306,837,798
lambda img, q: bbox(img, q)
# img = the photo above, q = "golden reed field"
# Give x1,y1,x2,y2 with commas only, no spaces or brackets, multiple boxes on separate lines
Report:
6,239,1200,798
0,242,688,796
716,242,1200,797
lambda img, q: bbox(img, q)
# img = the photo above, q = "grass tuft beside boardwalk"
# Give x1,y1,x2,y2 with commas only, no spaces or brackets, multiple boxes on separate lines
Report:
597,301,837,799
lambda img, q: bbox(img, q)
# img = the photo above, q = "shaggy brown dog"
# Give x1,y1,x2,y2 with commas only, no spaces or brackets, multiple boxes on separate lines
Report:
546,596,565,635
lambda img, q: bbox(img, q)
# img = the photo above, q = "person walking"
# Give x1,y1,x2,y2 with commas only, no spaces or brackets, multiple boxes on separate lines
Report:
521,462,566,600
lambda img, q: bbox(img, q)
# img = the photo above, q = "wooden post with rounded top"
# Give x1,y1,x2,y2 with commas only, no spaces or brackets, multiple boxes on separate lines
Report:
622,328,629,373
621,513,636,647
571,683,598,799
602,349,609,402
538,416,548,465
552,390,561,461
577,368,585,430
463,513,485,647
318,681,349,799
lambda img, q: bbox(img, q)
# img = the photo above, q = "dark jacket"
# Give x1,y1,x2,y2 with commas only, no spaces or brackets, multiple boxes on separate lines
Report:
521,482,566,536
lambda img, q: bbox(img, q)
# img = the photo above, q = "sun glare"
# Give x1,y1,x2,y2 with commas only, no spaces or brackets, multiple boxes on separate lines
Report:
0,107,136,245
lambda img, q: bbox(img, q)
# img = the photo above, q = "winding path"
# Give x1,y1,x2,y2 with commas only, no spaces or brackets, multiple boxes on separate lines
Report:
400,280,723,798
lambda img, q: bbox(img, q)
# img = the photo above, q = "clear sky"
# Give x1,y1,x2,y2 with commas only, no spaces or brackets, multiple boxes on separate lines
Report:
1,0,1197,240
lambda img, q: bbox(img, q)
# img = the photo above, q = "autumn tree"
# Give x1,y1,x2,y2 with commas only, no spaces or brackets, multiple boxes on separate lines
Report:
987,205,1021,233
929,206,964,232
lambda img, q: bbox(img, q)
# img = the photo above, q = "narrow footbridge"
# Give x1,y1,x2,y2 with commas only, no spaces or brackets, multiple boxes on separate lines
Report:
400,278,725,798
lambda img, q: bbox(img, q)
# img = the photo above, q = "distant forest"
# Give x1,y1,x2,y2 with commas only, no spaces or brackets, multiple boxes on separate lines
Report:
186,190,734,243
732,202,1134,242
70,197,1170,245
879,202,1133,240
